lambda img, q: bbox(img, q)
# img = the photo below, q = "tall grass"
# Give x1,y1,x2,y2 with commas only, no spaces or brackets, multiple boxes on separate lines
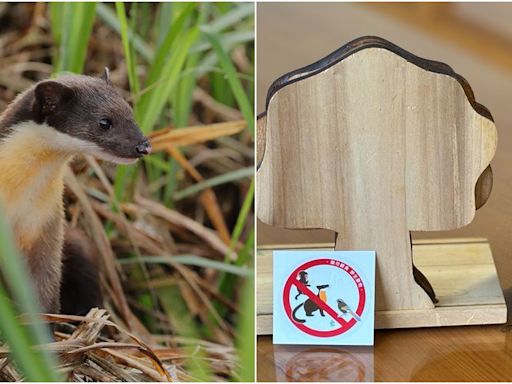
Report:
82,2,253,381
50,2,97,74
202,29,254,135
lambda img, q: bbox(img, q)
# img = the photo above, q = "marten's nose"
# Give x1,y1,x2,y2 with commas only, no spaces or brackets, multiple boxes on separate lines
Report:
136,140,152,155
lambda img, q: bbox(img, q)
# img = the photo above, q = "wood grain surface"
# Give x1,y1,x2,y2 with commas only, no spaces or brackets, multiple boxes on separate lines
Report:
256,3,512,381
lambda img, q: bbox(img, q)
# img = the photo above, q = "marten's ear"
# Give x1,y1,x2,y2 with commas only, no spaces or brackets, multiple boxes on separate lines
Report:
33,81,74,119
102,67,112,85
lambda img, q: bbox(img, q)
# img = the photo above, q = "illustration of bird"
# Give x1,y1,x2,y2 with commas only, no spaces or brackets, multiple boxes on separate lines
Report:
337,298,361,321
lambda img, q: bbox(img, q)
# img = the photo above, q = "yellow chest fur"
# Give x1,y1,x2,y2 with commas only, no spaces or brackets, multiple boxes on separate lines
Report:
0,124,71,252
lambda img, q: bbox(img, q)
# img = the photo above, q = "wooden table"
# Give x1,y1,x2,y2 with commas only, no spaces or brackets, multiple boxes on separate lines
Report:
257,3,512,381
258,324,512,381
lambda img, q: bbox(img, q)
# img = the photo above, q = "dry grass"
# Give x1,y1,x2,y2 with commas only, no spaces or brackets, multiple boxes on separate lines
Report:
0,308,236,381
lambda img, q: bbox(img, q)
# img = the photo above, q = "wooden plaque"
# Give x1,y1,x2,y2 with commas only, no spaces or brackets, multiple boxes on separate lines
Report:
257,37,504,325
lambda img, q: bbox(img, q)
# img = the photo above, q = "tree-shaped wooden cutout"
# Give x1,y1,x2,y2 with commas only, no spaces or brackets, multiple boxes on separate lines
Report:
257,37,497,313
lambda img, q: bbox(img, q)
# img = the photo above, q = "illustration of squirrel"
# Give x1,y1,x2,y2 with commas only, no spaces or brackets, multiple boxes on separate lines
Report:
0,68,151,315
292,284,329,323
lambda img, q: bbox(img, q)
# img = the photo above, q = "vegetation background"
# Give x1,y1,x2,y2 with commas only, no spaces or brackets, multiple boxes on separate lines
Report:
0,2,254,382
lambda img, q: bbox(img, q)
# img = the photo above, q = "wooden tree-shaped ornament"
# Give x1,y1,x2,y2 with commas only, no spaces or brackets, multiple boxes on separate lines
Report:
257,37,502,322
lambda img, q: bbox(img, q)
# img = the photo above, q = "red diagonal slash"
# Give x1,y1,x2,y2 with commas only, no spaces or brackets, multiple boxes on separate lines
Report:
292,280,347,326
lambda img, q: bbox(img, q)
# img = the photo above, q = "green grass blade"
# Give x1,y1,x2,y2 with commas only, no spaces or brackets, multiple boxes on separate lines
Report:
172,4,208,128
214,179,254,317
202,29,254,135
159,286,213,381
0,210,61,381
48,4,63,69
0,289,57,381
210,70,235,107
238,228,255,268
118,255,252,277
69,3,96,73
229,177,254,253
173,166,253,201
190,30,254,54
139,28,200,133
115,2,139,96
155,3,174,49
208,3,254,33
138,3,152,41
112,163,137,204
235,275,255,382
136,3,196,121
144,154,175,172
149,3,196,85
50,2,97,74
162,158,179,206
96,3,153,62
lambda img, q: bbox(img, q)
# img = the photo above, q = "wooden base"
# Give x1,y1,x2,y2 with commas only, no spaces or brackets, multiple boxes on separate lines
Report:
256,238,507,335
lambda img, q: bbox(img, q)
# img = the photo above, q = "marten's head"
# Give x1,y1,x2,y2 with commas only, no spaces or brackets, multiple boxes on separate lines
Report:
22,69,150,164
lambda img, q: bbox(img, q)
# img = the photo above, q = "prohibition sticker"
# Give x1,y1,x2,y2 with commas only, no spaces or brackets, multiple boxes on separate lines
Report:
273,250,375,345
283,259,366,337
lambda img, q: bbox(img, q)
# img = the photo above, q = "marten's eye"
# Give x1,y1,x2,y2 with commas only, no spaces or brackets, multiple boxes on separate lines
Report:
99,118,112,130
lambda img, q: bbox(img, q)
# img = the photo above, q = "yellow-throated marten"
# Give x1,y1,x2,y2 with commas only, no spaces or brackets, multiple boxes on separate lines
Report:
0,68,151,315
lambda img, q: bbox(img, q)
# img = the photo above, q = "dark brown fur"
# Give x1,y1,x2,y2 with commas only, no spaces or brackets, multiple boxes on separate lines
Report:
60,228,102,315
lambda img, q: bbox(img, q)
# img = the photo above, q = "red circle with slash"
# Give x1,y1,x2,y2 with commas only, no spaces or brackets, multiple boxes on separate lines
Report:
283,258,366,337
